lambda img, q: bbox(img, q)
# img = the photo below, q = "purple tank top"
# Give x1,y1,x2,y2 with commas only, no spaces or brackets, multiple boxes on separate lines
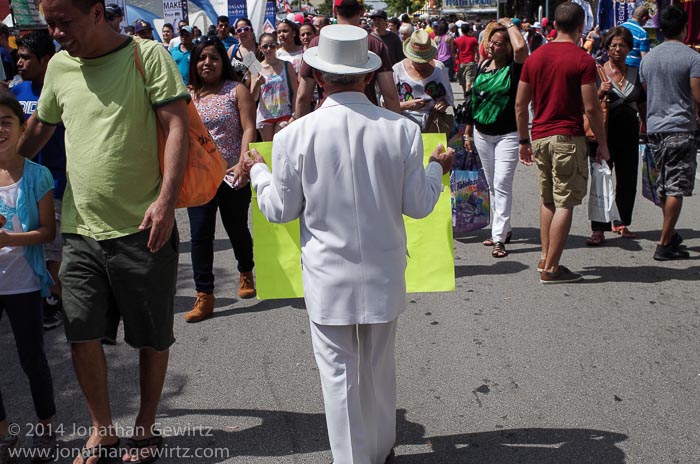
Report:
436,35,450,62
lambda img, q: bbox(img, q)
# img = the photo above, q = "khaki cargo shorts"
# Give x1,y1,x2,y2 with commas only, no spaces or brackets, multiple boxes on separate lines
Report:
532,135,588,208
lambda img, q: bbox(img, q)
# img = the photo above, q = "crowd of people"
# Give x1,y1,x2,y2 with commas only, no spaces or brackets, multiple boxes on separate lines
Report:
0,0,698,464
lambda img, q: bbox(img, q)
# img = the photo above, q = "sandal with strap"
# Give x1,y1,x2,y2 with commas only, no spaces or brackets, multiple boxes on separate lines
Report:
586,231,605,246
78,439,120,464
483,231,512,247
123,433,162,464
492,242,507,258
612,224,637,238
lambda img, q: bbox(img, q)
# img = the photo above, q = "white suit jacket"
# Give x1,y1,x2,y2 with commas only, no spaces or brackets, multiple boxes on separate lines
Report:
251,91,444,325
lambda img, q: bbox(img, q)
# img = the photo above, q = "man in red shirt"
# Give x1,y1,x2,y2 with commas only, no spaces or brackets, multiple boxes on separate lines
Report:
516,1,610,284
454,23,478,96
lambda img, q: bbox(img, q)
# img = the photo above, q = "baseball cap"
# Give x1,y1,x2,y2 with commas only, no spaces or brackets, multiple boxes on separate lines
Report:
532,21,542,29
133,19,152,33
369,9,387,20
179,25,194,35
105,3,123,20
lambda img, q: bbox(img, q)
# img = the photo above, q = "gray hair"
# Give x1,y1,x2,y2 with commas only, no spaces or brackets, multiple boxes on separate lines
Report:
399,23,414,36
319,71,366,86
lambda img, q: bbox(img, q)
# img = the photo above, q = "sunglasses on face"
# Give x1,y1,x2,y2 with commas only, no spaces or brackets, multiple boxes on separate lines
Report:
260,43,276,49
236,26,252,34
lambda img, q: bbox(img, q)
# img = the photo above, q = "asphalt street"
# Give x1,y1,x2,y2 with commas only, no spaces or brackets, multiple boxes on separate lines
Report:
2,83,700,463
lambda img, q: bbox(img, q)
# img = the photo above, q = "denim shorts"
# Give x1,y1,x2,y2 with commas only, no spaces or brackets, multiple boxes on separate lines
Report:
60,228,179,351
647,132,698,198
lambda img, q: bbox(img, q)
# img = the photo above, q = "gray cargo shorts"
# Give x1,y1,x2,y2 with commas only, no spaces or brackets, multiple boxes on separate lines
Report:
647,132,698,198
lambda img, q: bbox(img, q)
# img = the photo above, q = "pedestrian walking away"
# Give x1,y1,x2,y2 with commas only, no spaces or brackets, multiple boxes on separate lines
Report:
639,5,700,261
242,25,454,464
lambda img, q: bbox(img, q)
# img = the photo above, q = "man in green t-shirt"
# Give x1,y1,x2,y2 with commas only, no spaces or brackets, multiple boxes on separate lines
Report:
19,0,189,462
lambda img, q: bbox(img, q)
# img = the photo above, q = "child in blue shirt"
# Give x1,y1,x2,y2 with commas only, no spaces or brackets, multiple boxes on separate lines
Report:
0,93,57,463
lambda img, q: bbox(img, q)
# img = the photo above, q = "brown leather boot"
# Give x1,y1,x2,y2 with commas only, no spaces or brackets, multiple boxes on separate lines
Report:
184,292,215,322
238,271,256,299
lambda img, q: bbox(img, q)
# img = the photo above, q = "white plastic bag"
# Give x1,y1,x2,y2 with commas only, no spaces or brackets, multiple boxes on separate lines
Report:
588,160,620,223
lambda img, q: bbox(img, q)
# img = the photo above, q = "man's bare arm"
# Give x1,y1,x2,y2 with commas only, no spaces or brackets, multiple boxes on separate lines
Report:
377,71,401,114
139,98,188,252
515,81,533,165
18,115,57,159
295,76,315,118
582,82,610,162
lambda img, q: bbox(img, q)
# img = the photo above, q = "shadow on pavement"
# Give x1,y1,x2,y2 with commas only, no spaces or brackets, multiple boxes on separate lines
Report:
395,427,627,464
154,407,626,464
455,261,529,278
580,265,700,283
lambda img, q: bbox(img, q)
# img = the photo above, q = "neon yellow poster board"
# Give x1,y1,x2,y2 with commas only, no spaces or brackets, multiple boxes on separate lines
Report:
251,134,455,300
404,134,455,293
250,143,304,299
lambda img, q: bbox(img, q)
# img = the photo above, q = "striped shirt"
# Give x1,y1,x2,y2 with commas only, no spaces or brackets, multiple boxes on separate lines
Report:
621,19,650,68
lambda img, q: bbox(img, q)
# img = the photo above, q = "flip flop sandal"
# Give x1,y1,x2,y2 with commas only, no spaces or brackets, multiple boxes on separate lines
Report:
483,231,512,247
492,242,507,258
78,439,120,464
123,433,163,464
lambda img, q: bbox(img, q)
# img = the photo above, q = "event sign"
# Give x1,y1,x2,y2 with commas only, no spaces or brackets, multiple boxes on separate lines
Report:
163,0,189,25
263,0,276,34
11,0,47,29
228,0,247,23
250,135,455,300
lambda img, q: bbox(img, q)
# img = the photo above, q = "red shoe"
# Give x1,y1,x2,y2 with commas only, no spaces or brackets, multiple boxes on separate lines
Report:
612,224,637,238
586,231,605,246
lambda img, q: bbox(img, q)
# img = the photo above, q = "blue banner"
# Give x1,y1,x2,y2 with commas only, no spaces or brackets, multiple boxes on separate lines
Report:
263,0,276,34
228,0,247,22
613,0,635,26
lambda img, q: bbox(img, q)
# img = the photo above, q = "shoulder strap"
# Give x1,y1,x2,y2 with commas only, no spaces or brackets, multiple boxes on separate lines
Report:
133,39,146,83
596,63,608,83
231,42,241,59
283,61,294,106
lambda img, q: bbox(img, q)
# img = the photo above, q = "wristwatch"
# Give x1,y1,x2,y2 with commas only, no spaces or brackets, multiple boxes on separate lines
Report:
507,23,515,28
518,138,530,145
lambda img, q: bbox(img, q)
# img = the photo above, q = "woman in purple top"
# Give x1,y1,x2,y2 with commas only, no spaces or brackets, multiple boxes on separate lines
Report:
184,37,258,322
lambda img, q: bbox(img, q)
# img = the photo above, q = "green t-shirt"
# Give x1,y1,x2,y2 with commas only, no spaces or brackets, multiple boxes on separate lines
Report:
36,38,188,240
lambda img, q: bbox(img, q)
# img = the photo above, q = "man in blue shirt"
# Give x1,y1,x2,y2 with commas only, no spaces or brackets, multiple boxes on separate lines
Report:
0,24,17,80
10,30,67,329
170,25,193,84
216,15,239,50
621,6,651,68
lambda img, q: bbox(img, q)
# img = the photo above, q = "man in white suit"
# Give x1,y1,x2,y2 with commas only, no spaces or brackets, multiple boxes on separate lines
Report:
242,25,454,464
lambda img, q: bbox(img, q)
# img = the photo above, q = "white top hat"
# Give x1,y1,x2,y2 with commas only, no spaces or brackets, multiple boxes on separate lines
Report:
303,24,382,75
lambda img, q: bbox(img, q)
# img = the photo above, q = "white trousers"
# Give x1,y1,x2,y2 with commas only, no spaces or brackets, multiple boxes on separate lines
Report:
309,319,397,464
473,130,519,243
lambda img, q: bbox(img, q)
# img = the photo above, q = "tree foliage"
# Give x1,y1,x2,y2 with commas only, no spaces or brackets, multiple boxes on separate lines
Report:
316,0,334,15
383,0,425,17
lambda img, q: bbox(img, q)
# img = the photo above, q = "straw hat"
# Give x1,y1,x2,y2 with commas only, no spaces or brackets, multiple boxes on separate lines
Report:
403,30,437,63
303,24,381,75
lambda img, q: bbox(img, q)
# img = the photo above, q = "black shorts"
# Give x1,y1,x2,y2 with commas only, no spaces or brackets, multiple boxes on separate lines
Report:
60,228,179,351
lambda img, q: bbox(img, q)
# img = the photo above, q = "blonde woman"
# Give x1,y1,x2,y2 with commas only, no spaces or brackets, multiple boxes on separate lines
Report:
464,18,528,258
